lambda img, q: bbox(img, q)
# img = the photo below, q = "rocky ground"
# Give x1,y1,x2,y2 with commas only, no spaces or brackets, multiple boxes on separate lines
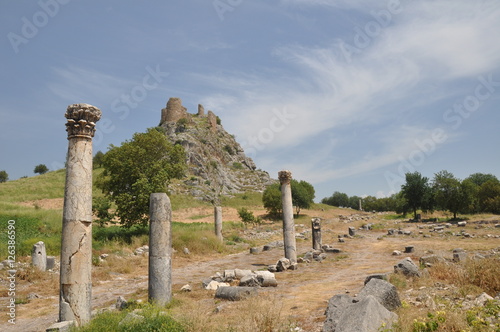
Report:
1,206,499,331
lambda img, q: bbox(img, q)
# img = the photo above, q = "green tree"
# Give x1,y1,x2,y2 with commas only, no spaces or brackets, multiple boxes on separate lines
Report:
391,192,409,216
348,195,361,210
362,195,378,212
401,172,432,220
321,191,349,207
93,150,105,169
262,179,315,218
96,127,186,227
262,183,282,218
433,170,468,219
478,180,500,213
465,173,499,187
0,170,8,183
459,178,479,214
34,164,49,175
291,179,315,217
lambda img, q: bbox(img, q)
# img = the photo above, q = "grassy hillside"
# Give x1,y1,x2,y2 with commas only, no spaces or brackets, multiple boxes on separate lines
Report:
0,168,261,259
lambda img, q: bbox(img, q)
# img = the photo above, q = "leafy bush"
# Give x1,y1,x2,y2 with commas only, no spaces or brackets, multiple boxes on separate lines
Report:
237,207,261,226
71,304,185,332
224,145,235,155
232,162,243,169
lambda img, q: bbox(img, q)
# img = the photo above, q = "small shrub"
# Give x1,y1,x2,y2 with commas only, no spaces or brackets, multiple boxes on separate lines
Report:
224,145,235,155
72,304,185,332
237,208,261,226
232,162,243,169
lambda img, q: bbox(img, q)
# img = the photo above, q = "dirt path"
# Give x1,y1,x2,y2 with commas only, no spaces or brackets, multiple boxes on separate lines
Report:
1,227,409,332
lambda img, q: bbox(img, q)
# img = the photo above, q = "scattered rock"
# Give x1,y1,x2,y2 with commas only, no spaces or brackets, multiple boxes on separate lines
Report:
419,255,445,267
205,280,229,290
250,247,262,254
364,274,389,285
404,246,414,253
474,292,494,306
224,269,236,281
46,321,75,332
180,284,192,292
116,296,128,310
453,248,467,262
268,264,278,272
276,258,291,272
234,269,253,279
324,295,397,332
215,286,258,301
394,258,421,278
239,275,260,287
358,278,401,311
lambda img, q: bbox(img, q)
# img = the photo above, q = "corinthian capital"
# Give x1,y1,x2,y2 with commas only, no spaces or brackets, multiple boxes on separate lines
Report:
65,103,101,139
278,170,292,185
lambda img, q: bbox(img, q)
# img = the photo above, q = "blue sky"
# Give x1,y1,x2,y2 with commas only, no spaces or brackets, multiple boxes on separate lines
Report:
1,0,499,201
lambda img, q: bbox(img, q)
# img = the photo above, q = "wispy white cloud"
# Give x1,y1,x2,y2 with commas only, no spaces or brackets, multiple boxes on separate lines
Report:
48,66,135,105
198,0,500,184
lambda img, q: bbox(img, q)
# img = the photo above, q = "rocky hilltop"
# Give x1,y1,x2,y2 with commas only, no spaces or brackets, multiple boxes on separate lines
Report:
160,97,274,201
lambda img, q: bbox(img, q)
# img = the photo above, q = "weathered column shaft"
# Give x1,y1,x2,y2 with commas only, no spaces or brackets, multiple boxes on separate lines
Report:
148,193,172,306
214,206,223,242
311,218,322,250
60,104,101,326
279,170,297,263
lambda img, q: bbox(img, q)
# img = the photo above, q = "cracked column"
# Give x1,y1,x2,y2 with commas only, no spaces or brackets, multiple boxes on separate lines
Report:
214,206,223,242
279,170,297,264
60,104,101,326
148,193,172,306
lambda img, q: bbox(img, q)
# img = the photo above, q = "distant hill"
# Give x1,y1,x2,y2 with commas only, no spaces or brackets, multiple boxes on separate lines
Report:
159,97,274,201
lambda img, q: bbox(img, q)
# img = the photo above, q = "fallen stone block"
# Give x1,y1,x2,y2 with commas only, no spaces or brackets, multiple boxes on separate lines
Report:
46,321,75,332
215,286,258,301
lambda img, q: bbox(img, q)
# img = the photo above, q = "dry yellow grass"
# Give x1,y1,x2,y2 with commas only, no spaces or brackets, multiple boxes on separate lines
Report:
2,205,499,332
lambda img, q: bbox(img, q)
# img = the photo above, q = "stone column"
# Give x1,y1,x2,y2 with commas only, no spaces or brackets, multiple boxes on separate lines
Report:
279,170,297,264
60,104,101,326
32,241,47,271
148,193,172,306
214,206,223,242
359,198,362,211
311,218,322,250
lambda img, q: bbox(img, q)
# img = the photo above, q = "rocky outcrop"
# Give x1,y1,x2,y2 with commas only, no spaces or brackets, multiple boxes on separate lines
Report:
159,97,274,200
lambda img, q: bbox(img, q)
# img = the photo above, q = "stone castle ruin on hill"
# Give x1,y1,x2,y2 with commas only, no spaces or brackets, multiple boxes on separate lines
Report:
159,97,274,200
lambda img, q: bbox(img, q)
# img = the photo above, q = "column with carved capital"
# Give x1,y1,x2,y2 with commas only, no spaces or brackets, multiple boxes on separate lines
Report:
278,170,297,264
59,104,101,325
